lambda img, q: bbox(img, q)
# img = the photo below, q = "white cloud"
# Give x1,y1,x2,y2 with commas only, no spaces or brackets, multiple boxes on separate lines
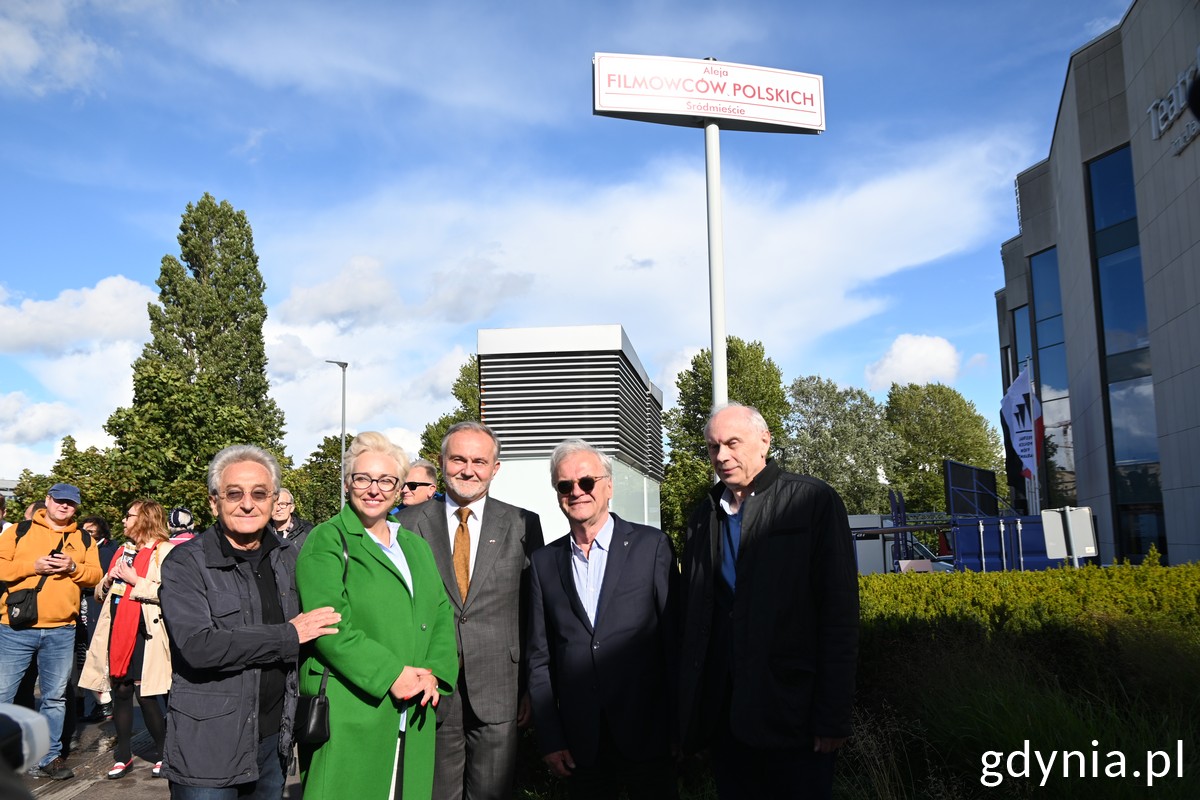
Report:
0,392,77,445
865,334,962,390
249,127,1027,463
276,257,400,328
0,0,112,95
0,276,155,354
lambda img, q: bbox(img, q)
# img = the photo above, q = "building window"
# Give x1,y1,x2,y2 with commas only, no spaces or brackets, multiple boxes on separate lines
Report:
1097,245,1149,355
1012,305,1031,372
1088,146,1136,230
1042,397,1075,508
1088,145,1162,562
1108,376,1159,465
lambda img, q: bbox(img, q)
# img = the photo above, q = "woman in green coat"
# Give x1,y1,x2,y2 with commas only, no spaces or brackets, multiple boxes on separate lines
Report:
297,432,458,800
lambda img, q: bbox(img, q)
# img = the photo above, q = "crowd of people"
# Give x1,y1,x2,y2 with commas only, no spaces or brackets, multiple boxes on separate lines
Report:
0,403,860,800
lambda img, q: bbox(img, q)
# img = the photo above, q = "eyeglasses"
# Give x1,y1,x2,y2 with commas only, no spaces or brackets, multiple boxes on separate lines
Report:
403,481,435,491
274,501,294,508
124,512,138,520
217,488,275,504
349,474,400,492
554,476,609,495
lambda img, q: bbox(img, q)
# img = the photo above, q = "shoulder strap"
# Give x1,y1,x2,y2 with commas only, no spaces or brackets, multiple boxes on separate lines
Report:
12,519,32,541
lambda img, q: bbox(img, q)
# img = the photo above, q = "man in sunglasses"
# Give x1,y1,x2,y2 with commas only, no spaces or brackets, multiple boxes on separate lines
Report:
396,421,543,800
270,488,314,548
160,445,341,799
677,403,859,800
527,439,677,799
399,460,439,508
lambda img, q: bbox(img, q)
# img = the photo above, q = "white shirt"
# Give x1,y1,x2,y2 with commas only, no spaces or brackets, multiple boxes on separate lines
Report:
444,496,487,574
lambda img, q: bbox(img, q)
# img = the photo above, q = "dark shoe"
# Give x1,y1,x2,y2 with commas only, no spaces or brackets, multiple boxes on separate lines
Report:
39,758,74,780
83,702,112,722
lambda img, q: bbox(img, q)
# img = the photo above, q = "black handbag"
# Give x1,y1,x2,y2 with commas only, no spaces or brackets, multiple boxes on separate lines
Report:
5,538,64,631
6,586,42,630
294,530,348,746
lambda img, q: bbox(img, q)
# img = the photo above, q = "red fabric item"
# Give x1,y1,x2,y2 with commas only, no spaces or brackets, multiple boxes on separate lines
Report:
109,544,157,679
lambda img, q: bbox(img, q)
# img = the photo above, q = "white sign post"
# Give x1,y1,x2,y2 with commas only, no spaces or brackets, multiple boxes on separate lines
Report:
594,53,825,410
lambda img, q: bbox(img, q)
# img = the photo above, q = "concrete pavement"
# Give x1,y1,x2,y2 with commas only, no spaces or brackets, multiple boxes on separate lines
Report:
21,715,301,800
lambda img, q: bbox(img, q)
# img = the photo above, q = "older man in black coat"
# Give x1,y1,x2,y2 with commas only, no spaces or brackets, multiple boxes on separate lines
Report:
678,403,859,800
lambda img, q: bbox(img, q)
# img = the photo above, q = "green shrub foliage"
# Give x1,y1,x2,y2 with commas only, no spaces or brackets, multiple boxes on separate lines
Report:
850,563,1200,798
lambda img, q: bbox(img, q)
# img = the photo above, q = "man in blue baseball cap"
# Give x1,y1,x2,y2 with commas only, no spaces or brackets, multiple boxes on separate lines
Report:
0,483,101,781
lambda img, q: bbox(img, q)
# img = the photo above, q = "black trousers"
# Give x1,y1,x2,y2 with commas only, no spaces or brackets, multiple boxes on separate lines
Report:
712,724,837,800
564,724,677,800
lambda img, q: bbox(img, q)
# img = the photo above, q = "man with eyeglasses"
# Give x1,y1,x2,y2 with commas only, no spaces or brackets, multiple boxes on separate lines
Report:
396,421,543,800
270,489,314,548
0,483,101,781
527,439,678,799
159,445,341,799
399,459,439,508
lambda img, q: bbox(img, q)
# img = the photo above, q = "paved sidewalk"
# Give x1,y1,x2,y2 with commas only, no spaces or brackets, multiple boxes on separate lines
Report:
21,716,301,800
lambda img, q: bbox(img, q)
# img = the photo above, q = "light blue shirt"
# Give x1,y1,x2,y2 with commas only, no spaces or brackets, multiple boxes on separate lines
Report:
365,522,414,597
569,515,614,626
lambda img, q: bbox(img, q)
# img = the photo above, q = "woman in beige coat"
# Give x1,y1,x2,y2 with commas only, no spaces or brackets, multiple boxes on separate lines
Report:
80,499,175,779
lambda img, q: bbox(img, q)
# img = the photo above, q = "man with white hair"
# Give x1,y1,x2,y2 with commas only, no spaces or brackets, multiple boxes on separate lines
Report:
677,403,859,800
527,439,676,799
160,445,341,798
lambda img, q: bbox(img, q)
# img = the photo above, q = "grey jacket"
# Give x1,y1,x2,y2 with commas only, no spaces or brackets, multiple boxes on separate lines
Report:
159,526,301,787
396,496,543,723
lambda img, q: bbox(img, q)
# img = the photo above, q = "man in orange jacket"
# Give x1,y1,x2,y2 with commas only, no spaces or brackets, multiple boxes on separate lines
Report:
0,483,101,781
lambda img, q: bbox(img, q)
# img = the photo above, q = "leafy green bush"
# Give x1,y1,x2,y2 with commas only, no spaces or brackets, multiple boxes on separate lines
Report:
849,563,1200,798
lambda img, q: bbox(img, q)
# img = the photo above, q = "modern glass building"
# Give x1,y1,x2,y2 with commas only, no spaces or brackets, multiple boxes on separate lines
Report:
996,0,1199,564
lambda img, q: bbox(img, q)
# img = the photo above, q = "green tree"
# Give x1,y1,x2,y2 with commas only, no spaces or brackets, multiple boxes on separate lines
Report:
885,382,1006,513
286,433,353,525
104,194,287,525
418,355,480,466
12,468,52,519
659,337,789,544
781,376,897,515
11,438,132,532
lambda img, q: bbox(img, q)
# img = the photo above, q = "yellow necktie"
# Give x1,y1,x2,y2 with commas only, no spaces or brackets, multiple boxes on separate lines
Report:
453,507,471,602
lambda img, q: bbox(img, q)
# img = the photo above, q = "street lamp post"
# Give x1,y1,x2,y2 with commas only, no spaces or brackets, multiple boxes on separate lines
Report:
326,360,348,505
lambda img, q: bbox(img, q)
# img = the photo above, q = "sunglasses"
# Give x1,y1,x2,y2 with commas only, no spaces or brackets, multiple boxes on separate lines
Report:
554,476,609,495
403,481,435,491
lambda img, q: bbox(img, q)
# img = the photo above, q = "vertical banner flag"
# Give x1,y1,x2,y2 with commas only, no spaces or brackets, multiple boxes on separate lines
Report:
1001,368,1043,480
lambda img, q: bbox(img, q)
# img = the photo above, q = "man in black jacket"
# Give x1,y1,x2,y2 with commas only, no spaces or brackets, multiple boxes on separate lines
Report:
270,489,314,549
160,445,340,799
677,404,859,800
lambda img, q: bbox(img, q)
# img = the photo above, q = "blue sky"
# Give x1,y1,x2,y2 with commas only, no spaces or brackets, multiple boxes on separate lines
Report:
0,0,1129,478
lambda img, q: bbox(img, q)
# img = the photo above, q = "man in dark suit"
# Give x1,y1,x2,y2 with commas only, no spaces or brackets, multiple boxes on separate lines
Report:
527,439,676,800
678,403,859,800
396,421,543,800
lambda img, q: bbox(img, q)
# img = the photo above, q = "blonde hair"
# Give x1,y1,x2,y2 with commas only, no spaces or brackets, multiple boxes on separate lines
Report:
125,499,170,546
344,431,411,485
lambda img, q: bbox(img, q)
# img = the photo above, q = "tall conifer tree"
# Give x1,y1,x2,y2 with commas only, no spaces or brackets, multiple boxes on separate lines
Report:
105,194,285,521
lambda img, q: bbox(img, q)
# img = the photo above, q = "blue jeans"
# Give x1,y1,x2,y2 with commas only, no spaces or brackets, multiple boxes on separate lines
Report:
0,624,76,767
169,733,285,800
